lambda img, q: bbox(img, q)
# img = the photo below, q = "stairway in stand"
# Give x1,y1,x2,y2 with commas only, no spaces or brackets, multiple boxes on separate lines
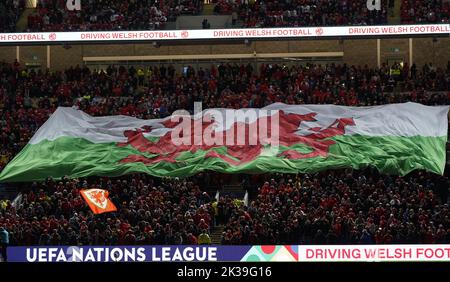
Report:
387,0,402,25
16,8,35,32
222,184,245,194
222,175,246,198
202,4,215,16
210,225,225,245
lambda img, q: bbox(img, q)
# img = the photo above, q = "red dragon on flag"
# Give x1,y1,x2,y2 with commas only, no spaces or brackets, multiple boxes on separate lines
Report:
117,110,355,166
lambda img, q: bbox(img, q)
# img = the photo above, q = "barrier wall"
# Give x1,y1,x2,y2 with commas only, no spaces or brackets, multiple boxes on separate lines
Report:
0,38,449,70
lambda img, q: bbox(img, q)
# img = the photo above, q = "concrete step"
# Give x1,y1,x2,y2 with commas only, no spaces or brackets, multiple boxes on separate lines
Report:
220,184,246,199
222,184,244,193
210,225,225,245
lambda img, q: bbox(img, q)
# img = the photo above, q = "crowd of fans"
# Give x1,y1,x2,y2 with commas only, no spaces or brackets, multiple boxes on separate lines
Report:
0,174,215,247
2,0,450,32
231,0,388,28
401,0,450,24
214,0,449,27
1,0,450,33
1,60,449,171
0,0,25,32
215,0,450,27
222,170,450,244
0,60,449,254
0,168,449,250
26,0,202,32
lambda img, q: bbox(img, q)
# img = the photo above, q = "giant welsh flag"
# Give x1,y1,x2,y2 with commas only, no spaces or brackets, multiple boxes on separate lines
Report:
0,103,448,182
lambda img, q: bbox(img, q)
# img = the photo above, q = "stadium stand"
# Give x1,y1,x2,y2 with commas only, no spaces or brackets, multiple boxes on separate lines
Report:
0,60,449,253
222,170,450,244
1,0,450,271
0,174,215,245
1,0,449,32
234,0,388,28
0,61,449,170
401,0,450,24
25,0,202,32
0,170,448,246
